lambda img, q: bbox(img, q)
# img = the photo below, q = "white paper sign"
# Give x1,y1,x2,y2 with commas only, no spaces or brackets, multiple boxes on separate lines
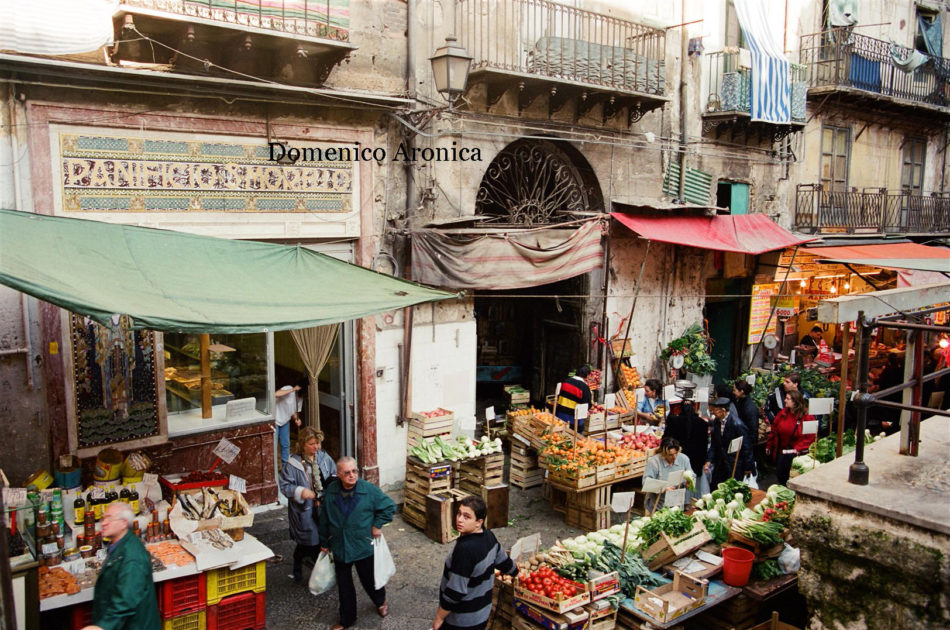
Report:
228,475,247,493
665,488,687,508
41,542,59,555
142,472,158,485
663,385,676,402
695,387,709,404
510,533,541,562
611,491,637,513
802,420,819,435
90,487,106,500
2,488,27,507
574,403,589,420
641,477,669,494
666,470,685,487
484,406,495,421
808,397,835,415
745,374,756,386
605,393,616,409
213,438,241,464
728,436,743,454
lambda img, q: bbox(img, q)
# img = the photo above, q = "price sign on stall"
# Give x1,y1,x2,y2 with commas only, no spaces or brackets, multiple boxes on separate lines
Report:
728,436,743,454
213,438,241,464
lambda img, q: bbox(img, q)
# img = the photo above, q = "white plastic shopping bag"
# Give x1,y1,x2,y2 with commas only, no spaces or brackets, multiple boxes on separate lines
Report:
373,533,396,590
309,550,336,596
742,473,759,489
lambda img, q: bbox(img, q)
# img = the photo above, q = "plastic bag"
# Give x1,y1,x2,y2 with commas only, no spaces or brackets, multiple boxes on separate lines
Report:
742,473,759,489
373,534,396,590
777,544,800,574
308,550,336,596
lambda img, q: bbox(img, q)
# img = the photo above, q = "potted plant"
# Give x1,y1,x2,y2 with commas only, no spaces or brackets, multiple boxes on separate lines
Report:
661,323,717,379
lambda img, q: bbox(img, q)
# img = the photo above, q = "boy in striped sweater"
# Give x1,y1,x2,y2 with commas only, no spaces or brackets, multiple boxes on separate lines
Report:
432,496,518,630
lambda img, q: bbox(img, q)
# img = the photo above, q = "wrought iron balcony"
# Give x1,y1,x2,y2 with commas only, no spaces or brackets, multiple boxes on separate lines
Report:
799,29,950,115
121,0,350,42
794,184,950,235
456,0,667,120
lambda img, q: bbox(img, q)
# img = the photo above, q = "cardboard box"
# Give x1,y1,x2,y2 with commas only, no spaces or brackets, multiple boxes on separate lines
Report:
514,600,589,630
587,572,621,601
633,570,708,624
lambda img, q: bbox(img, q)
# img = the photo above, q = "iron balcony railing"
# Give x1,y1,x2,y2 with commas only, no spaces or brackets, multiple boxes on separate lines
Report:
704,49,806,121
456,0,666,95
794,184,950,234
800,29,950,107
122,0,350,41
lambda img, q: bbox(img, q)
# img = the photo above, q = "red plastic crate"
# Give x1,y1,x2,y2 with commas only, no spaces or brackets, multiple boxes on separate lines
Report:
70,602,93,630
206,591,265,630
159,574,207,619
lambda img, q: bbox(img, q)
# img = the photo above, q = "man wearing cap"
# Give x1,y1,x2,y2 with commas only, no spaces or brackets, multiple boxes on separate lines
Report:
705,397,754,488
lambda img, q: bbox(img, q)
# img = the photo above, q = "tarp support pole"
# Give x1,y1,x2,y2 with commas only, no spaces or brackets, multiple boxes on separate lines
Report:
836,326,849,458
200,333,211,419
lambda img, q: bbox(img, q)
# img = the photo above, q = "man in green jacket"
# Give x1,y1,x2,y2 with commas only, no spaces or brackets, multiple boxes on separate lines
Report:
319,456,396,630
82,502,160,630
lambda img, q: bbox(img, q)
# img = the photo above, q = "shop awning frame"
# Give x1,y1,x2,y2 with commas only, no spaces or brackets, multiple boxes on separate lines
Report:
801,242,950,273
611,211,816,255
0,209,456,333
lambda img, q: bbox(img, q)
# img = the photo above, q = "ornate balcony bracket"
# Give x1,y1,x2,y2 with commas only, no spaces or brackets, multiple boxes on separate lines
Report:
701,111,804,146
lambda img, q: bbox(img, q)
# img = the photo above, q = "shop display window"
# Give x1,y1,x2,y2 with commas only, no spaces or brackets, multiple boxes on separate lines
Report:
163,332,270,433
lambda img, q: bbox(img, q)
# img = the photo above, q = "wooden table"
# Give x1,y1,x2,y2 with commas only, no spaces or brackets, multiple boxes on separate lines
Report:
743,573,798,602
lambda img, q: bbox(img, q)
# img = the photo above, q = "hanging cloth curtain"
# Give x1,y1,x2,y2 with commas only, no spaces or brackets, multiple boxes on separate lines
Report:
918,12,943,57
290,324,340,430
734,0,791,124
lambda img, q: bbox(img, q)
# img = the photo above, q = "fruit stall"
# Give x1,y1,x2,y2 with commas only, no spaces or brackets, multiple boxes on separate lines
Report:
4,453,273,630
492,479,803,630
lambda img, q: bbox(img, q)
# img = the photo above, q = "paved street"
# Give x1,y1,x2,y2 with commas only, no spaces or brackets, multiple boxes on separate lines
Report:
250,484,590,629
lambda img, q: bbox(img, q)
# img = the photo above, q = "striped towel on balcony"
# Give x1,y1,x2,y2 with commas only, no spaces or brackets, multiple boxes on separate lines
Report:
735,0,791,124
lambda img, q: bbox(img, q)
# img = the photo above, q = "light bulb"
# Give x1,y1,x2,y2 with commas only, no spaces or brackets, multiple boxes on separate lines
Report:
844,282,850,290
800,279,807,287
940,338,949,349
830,285,837,293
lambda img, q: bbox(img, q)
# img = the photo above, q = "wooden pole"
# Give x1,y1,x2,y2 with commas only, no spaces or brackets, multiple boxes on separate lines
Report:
200,333,212,419
620,504,633,562
731,447,741,479
836,326,850,457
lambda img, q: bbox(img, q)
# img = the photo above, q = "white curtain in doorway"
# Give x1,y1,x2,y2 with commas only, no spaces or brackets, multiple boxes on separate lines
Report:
291,324,340,430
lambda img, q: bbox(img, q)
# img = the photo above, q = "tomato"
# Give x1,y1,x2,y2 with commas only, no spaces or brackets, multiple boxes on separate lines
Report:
564,586,576,597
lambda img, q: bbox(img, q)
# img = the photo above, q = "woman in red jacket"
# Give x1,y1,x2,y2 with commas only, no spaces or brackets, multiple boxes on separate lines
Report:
767,390,815,485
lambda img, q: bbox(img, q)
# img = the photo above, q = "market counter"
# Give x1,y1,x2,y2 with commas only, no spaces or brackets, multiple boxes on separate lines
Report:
618,580,742,629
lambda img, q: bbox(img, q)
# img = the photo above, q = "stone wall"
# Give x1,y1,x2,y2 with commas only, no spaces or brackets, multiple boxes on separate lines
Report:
791,494,950,630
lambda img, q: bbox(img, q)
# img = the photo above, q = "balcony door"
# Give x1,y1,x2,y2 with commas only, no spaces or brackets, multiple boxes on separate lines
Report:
819,125,850,228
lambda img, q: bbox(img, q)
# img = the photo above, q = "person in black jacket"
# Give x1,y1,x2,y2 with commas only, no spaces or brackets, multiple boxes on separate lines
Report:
733,380,759,477
705,397,754,488
663,399,709,478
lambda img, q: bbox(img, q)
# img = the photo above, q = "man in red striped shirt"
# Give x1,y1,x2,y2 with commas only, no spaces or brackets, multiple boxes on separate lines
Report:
554,365,592,433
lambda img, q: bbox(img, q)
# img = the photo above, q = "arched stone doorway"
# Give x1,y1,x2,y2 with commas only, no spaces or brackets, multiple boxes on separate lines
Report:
475,138,604,225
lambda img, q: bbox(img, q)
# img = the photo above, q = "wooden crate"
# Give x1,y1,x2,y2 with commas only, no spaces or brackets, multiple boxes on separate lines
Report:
425,489,469,544
586,412,606,433
642,520,713,570
595,462,616,483
401,501,425,529
748,612,800,630
458,453,504,486
480,483,509,529
548,484,568,514
569,486,611,510
510,446,542,489
726,532,785,559
549,467,597,489
566,505,610,532
510,468,544,490
492,580,516,625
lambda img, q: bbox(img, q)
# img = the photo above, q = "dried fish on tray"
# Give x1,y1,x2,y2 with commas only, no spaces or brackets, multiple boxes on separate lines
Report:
169,487,253,539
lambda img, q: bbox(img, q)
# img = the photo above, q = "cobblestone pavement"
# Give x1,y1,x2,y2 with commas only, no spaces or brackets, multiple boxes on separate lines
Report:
251,484,594,630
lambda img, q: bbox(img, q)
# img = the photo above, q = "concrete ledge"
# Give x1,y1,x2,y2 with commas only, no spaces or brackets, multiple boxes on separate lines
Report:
789,417,950,536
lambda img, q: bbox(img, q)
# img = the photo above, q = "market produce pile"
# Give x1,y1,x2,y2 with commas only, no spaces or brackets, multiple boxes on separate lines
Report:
539,432,659,475
408,435,504,464
791,429,883,474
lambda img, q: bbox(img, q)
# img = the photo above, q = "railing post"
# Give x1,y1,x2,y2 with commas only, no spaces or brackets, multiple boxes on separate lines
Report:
849,311,872,485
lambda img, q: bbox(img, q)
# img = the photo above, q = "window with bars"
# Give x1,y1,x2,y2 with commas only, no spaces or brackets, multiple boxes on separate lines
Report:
820,125,850,192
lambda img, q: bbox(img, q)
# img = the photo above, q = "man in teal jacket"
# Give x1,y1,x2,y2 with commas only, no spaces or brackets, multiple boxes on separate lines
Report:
319,456,396,630
82,502,160,630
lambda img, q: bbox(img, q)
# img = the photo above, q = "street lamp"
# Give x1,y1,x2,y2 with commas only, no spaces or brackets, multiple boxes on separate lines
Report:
429,36,472,104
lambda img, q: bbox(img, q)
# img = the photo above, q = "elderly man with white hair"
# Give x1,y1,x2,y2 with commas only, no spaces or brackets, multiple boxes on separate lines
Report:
81,502,160,630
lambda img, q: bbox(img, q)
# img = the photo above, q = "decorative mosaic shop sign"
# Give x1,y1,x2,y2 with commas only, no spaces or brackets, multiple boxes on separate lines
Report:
58,132,353,214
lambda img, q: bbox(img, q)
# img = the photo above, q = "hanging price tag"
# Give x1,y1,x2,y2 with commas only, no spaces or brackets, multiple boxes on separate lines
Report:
2,488,27,507
42,542,59,555
213,438,241,464
228,475,247,494
91,487,106,500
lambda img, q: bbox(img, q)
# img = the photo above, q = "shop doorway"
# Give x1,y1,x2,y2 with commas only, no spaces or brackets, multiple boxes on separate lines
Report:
706,278,751,384
474,275,590,415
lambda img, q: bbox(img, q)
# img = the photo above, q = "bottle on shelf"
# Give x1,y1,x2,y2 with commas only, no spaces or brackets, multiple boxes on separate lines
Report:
119,486,131,504
107,485,118,507
129,486,140,515
73,493,85,526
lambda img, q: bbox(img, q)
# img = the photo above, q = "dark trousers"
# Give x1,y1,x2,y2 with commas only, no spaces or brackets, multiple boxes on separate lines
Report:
442,622,487,630
293,543,319,579
335,553,385,627
776,452,794,486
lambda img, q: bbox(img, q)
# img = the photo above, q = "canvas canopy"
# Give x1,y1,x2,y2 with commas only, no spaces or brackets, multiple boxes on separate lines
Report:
0,209,455,333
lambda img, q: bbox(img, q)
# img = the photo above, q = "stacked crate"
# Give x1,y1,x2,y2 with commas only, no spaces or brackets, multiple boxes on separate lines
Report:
565,486,611,532
402,457,453,530
205,562,266,630
407,409,454,448
157,573,207,630
504,384,531,408
456,452,504,495
509,440,544,489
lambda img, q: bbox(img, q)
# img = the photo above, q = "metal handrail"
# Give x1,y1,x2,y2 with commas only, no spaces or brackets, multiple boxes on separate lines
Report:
794,184,950,234
800,28,950,107
457,0,666,95
704,49,806,121
123,0,349,41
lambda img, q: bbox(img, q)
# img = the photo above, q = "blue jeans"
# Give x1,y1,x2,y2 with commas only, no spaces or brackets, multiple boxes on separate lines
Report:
277,422,291,464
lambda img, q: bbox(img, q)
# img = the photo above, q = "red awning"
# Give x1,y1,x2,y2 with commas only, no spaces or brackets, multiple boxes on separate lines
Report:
611,212,815,255
801,242,950,273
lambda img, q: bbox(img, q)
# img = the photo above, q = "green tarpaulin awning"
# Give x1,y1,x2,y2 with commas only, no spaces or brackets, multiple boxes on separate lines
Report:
0,210,456,333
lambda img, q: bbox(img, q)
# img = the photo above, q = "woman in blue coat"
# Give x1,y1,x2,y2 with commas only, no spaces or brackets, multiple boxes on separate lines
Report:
279,427,337,582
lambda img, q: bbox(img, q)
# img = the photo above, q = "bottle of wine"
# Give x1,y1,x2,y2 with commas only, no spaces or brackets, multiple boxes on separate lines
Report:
73,493,85,526
119,486,131,504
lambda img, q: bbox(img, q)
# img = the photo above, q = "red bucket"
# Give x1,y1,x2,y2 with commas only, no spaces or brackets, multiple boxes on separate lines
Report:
721,547,755,586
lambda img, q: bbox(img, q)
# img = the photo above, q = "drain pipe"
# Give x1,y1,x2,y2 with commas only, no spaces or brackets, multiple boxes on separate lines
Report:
678,0,688,199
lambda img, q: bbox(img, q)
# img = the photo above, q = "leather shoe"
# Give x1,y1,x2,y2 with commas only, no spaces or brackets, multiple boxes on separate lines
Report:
331,625,345,630
377,603,389,618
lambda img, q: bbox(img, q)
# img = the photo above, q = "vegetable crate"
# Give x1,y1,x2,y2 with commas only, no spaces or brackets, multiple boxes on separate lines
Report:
587,571,621,602
205,561,266,606
514,579,590,614
726,533,784,559
548,466,597,489
513,600,590,630
565,505,610,532
642,520,712,570
586,412,606,433
492,579,516,626
505,385,531,406
456,453,504,494
162,609,206,630
425,489,466,544
633,571,708,624
510,445,544,490
403,460,453,530
595,462,616,483
569,486,611,510
407,409,455,447
159,574,207,619
206,591,265,630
